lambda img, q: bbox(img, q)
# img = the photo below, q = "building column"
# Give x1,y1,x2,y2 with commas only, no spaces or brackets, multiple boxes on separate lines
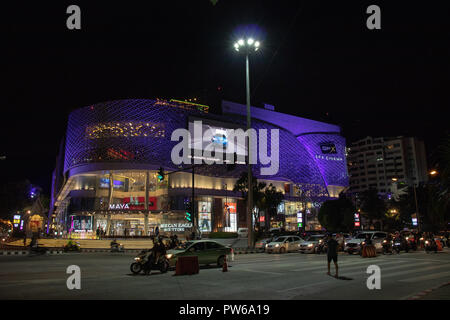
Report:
106,172,114,235
144,213,149,236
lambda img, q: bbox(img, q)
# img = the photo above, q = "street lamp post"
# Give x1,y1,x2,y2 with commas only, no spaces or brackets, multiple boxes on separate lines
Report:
393,170,438,232
234,37,260,248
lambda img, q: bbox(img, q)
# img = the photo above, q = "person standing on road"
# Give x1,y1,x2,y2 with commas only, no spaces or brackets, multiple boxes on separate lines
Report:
326,234,339,278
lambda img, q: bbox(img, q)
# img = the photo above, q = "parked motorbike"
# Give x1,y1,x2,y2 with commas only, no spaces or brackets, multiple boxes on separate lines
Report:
64,240,81,252
29,244,48,255
130,250,170,275
110,240,124,252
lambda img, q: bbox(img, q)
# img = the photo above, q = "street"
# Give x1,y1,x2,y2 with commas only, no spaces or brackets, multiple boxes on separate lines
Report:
0,249,449,299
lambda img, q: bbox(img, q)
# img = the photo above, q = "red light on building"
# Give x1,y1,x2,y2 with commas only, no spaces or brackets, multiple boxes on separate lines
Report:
355,222,360,227
259,216,265,222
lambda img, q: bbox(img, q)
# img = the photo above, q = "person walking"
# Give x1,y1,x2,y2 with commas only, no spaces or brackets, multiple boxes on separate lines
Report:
23,233,27,247
326,234,339,278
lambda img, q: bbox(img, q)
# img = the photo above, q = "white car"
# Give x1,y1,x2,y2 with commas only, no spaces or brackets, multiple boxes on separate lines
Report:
344,231,387,254
265,236,303,253
237,228,248,238
299,234,325,253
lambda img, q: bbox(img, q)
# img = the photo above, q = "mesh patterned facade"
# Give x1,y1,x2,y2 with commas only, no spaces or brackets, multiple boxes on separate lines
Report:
63,99,348,201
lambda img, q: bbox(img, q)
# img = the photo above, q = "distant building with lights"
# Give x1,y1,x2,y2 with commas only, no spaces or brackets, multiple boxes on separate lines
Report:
347,136,428,199
49,99,349,238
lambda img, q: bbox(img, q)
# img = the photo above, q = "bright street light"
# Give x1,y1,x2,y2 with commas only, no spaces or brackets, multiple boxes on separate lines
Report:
233,36,261,248
233,37,261,53
429,170,438,176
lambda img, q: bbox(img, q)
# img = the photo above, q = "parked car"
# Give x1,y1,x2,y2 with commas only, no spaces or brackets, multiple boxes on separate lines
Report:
237,228,249,238
299,234,325,253
344,231,387,254
165,240,232,267
265,236,303,253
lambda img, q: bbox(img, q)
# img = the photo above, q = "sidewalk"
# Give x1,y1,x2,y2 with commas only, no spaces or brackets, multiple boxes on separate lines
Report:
7,237,243,250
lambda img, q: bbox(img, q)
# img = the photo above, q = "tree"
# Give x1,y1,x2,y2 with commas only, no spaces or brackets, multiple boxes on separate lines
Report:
359,189,387,230
258,184,284,231
233,172,284,232
318,194,355,232
233,172,266,232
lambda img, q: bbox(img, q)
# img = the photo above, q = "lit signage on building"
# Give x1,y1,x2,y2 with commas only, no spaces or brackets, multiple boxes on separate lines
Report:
412,218,418,226
109,203,130,210
315,155,344,161
354,213,360,227
160,223,193,232
319,142,337,154
13,215,21,228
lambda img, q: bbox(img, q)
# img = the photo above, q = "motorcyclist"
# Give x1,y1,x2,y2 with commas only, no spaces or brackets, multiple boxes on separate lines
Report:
382,233,392,254
154,237,167,264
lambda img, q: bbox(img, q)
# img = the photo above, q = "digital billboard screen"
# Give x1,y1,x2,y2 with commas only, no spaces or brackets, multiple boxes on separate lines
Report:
188,117,247,162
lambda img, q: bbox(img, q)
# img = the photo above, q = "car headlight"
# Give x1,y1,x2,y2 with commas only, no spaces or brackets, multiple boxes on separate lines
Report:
361,242,365,245
344,242,347,246
134,257,141,261
406,237,409,241
166,254,173,259
307,244,313,247
275,244,280,248
425,241,430,245
319,240,323,243
420,237,424,241
265,244,269,248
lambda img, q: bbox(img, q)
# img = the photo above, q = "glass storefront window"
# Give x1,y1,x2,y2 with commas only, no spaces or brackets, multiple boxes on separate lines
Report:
198,200,212,233
223,199,237,232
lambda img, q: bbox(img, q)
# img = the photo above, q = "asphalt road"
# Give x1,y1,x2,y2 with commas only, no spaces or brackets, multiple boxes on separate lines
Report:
0,249,449,299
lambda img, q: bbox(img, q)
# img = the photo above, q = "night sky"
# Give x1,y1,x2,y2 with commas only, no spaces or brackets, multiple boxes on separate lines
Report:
2,1,449,193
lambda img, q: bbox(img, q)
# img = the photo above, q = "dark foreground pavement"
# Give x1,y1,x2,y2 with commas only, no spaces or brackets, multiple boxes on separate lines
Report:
0,249,449,299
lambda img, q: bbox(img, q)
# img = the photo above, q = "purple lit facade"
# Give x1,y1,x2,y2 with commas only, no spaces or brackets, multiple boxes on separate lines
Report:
50,99,348,237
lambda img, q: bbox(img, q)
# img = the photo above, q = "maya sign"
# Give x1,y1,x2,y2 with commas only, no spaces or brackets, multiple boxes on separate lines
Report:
109,203,130,210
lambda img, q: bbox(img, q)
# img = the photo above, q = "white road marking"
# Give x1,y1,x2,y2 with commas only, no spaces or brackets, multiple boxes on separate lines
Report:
237,269,284,276
399,270,450,282
382,264,450,279
311,261,431,274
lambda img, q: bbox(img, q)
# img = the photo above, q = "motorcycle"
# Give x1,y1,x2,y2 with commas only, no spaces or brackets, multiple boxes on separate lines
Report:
425,239,437,253
382,240,392,254
405,236,417,251
392,239,402,254
110,241,124,253
29,244,48,255
130,250,170,275
316,239,328,254
64,240,81,252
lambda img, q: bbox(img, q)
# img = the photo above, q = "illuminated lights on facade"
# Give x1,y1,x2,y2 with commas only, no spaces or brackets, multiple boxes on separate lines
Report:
86,121,165,139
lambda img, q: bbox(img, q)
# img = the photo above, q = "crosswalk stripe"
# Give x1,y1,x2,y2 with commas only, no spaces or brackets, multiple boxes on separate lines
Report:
398,269,450,282
292,259,406,272
311,261,432,274
382,264,450,279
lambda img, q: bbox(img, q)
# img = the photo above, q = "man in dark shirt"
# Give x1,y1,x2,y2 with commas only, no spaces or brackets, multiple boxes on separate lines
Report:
326,234,339,278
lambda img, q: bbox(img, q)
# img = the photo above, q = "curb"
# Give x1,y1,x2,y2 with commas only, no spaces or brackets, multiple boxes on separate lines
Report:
0,250,65,256
80,249,142,253
407,282,450,300
232,248,265,255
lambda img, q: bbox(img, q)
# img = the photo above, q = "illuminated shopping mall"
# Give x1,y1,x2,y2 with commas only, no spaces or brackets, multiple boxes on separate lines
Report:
49,99,349,239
